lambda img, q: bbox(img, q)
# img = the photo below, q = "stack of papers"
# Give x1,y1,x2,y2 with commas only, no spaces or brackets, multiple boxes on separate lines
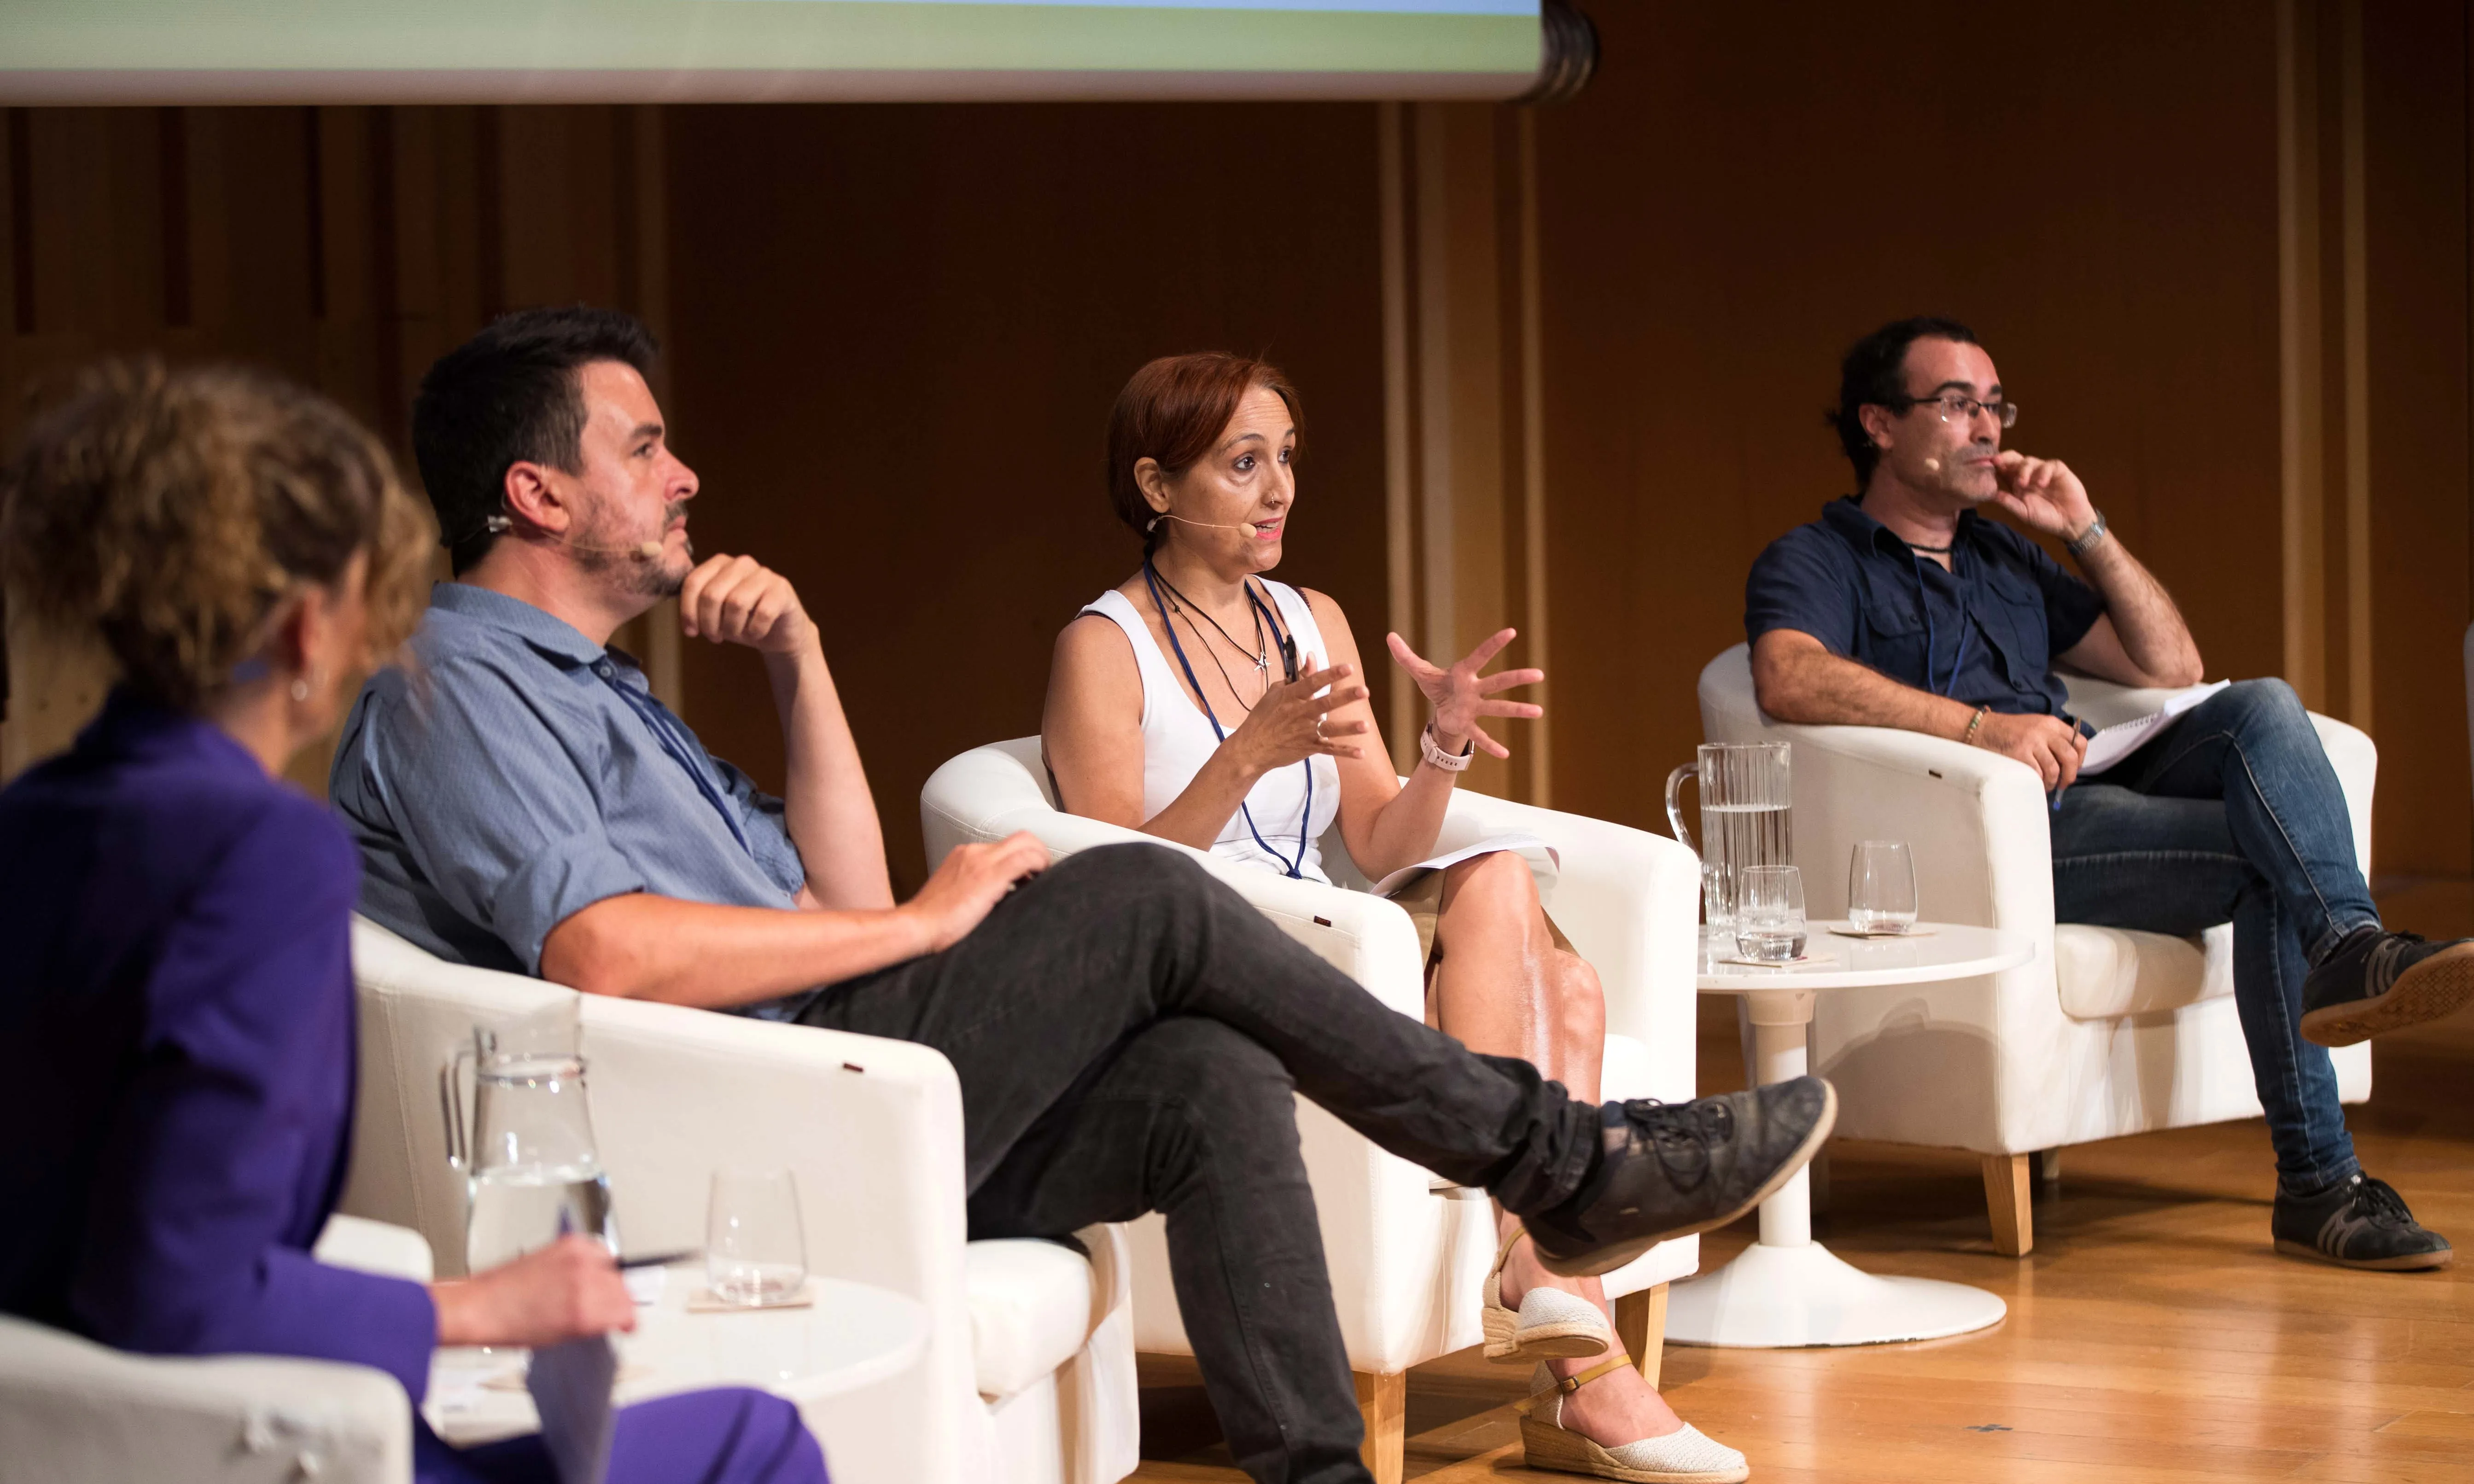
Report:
1369,834,1561,901
2077,681,2230,776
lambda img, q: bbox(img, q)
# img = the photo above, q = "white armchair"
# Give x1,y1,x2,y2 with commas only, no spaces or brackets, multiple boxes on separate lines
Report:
1698,644,2373,1255
920,739,1703,1484
340,918,1138,1484
0,1216,432,1484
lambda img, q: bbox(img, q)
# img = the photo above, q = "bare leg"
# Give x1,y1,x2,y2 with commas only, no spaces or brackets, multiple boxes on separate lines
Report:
1426,853,1685,1443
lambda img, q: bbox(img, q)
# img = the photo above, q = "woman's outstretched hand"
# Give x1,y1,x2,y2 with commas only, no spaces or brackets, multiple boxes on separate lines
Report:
1229,658,1369,775
1386,628,1543,761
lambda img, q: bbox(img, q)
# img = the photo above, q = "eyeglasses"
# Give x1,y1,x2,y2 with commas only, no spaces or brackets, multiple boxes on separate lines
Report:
1892,393,2019,429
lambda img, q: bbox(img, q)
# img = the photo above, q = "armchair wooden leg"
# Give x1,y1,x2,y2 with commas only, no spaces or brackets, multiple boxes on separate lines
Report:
1614,1283,1669,1390
1982,1152,2033,1257
1353,1369,1406,1484
2033,1146,2063,1193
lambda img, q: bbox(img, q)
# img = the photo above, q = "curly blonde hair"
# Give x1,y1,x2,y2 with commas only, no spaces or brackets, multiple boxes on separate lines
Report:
0,360,433,711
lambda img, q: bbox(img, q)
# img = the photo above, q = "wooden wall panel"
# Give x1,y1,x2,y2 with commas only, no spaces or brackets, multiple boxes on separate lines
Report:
2362,0,2473,883
0,104,659,788
1531,4,2290,842
661,103,1389,891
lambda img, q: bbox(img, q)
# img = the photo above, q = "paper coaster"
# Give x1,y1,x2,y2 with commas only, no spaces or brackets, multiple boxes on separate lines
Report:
686,1279,818,1313
1826,923,1937,939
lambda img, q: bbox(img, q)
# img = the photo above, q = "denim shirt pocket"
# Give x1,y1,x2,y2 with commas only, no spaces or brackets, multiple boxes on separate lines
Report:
1858,590,1933,690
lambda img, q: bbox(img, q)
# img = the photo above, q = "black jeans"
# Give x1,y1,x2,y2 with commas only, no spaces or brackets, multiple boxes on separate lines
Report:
797,843,1598,1484
2050,678,2379,1193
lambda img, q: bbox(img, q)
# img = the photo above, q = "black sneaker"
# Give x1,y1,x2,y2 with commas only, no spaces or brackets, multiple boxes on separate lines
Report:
2271,1174,2453,1271
1524,1076,1837,1279
2299,927,2474,1047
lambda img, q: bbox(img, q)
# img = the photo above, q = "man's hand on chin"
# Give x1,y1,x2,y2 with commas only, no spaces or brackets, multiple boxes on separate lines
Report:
679,553,819,657
1989,449,2097,540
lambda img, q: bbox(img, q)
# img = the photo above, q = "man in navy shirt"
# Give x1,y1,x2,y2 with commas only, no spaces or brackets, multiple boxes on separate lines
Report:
1745,315,2468,1272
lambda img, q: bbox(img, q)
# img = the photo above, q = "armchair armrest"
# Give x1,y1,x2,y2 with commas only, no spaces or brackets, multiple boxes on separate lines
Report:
1700,645,2057,930
0,1314,411,1484
1743,718,2056,931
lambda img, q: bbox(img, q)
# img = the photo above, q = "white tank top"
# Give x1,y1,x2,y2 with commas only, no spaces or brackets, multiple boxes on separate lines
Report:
1080,581,1342,885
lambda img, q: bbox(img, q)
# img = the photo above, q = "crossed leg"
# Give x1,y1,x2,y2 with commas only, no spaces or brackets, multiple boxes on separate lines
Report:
1422,850,1686,1443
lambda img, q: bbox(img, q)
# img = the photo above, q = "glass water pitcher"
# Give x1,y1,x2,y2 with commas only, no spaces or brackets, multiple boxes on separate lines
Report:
439,999,618,1274
1664,741,1793,932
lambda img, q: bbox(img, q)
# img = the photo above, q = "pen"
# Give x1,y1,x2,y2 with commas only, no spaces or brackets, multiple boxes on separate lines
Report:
616,1247,699,1270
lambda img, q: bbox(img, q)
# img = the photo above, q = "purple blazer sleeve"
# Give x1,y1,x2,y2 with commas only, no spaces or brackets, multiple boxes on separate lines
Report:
68,798,438,1403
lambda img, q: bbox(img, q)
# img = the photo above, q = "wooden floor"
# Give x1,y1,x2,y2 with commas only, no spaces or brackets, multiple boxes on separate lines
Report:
1132,995,2474,1483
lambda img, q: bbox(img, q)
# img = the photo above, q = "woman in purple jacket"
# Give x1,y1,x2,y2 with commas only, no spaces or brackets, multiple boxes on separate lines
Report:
0,361,825,1484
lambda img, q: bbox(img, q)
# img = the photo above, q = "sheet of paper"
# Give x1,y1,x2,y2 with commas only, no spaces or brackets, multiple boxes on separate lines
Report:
1368,832,1560,901
2077,680,2230,776
525,1335,617,1484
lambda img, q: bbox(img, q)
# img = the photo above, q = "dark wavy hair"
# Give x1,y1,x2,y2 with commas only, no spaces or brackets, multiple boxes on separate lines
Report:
1828,316,1979,489
1106,353,1301,553
412,306,659,575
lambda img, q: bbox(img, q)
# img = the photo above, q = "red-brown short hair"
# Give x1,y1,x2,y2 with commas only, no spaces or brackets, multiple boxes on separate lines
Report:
1105,352,1301,550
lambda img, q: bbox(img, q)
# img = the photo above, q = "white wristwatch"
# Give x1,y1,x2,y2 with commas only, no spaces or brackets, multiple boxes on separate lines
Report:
1420,723,1475,773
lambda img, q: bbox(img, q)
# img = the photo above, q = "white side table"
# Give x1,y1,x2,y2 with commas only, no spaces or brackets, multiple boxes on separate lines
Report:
1669,922,2035,1348
426,1269,930,1446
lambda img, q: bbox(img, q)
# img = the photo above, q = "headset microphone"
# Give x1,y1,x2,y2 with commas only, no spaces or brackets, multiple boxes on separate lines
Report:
1146,513,1277,537
485,514,665,560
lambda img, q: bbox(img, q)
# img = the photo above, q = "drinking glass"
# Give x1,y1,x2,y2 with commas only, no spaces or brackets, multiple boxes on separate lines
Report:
706,1169,807,1307
1846,840,1919,935
1733,865,1808,962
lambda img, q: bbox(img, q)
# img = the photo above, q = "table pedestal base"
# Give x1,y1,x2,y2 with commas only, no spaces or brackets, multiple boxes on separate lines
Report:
1666,1240,2006,1348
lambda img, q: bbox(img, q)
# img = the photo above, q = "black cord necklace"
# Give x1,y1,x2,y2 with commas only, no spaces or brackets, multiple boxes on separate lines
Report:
1183,602,1262,712
1151,569,1272,678
1904,540,1954,555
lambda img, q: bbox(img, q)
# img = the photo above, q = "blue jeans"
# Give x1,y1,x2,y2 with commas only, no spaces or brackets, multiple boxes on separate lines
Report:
2049,678,2380,1193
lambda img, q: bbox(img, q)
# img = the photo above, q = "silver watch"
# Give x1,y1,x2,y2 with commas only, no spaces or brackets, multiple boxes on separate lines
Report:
2065,509,2108,558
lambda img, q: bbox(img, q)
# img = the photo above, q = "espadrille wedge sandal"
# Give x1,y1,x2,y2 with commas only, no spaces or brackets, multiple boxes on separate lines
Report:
1482,1227,1614,1362
1520,1358,1749,1484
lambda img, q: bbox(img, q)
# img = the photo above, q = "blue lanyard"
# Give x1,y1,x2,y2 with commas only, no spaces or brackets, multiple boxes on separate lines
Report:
594,663,753,856
1142,561,1313,879
1909,550,1972,697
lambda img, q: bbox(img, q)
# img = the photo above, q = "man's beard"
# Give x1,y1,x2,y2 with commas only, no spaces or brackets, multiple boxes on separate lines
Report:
575,499,692,599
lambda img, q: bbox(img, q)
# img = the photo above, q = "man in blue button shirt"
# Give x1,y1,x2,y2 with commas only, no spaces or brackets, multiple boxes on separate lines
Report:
1745,315,2468,1272
334,308,1834,1484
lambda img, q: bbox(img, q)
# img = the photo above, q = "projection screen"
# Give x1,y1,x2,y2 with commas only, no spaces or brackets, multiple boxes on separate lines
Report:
0,1,1560,105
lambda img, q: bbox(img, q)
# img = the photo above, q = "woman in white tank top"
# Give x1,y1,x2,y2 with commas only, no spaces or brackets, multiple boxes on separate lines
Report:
1042,354,1737,1479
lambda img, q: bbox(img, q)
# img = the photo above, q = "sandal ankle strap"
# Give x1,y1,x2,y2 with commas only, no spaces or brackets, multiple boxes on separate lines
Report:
1553,1354,1636,1394
1489,1224,1528,1279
